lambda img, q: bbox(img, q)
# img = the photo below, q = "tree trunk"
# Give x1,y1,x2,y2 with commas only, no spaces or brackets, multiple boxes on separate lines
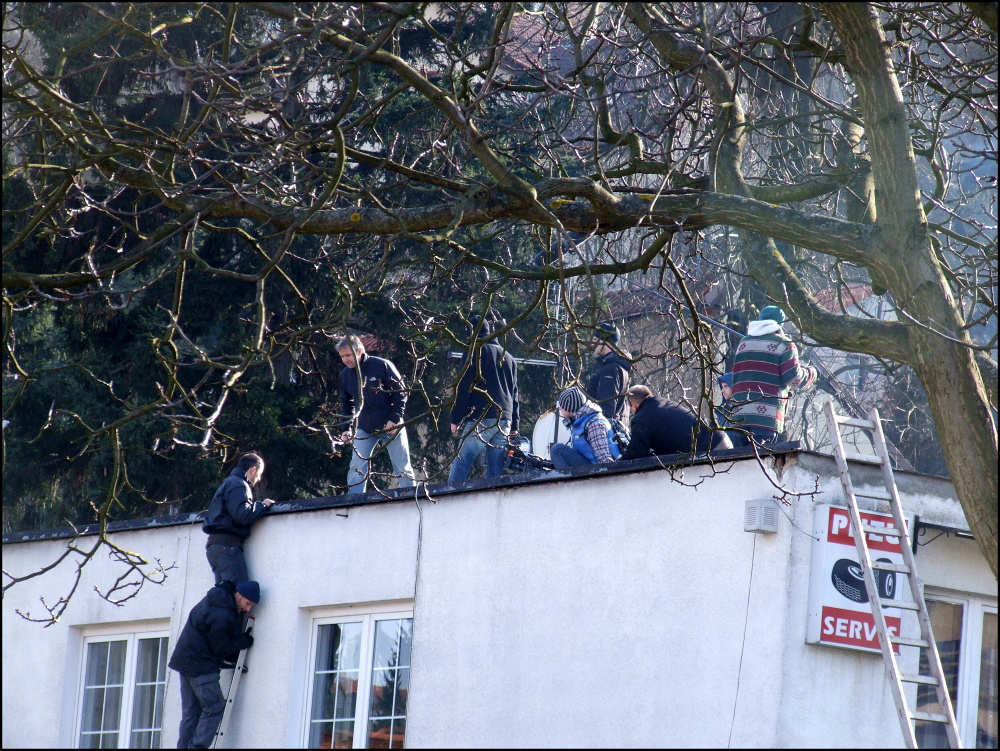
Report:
825,3,998,575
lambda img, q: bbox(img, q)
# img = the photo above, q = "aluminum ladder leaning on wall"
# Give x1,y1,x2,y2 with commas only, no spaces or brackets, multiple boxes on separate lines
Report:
824,402,962,749
211,614,255,750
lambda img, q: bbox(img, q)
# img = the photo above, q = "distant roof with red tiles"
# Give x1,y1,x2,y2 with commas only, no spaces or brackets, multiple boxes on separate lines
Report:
813,284,874,313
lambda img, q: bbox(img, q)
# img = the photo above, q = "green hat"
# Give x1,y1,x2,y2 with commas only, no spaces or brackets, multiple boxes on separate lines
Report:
759,305,786,323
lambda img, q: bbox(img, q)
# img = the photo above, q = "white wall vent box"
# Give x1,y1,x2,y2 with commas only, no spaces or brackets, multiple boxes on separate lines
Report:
745,498,779,533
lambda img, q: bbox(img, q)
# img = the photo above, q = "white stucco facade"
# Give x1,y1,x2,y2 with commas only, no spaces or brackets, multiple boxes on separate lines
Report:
2,451,995,748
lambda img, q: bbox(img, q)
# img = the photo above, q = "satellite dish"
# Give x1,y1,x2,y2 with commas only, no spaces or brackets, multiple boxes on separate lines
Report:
530,409,571,460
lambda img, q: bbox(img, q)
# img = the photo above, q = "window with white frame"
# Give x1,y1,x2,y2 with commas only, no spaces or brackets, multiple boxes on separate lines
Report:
915,593,997,749
304,607,413,749
77,627,169,749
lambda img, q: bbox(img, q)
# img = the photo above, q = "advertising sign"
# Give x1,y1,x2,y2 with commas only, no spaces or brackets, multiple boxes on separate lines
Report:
806,504,912,653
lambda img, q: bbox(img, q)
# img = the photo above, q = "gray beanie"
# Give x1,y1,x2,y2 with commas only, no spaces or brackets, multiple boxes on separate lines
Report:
557,386,586,414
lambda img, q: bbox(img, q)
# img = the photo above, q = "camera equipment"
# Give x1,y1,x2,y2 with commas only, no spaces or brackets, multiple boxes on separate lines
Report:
504,435,554,473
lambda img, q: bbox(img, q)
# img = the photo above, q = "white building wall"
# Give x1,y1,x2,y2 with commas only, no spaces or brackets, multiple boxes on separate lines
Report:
2,454,992,749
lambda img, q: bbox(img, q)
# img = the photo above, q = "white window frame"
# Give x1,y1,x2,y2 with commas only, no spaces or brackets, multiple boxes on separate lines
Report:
920,588,998,748
74,621,170,749
301,602,414,749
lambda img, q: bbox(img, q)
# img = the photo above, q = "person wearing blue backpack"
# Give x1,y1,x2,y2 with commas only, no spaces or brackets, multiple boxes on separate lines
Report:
550,386,621,469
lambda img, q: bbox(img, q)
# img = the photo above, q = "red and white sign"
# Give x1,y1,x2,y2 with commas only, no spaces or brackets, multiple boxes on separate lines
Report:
806,504,913,653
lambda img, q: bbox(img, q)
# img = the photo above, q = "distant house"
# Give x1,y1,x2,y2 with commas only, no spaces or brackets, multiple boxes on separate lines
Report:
3,447,995,748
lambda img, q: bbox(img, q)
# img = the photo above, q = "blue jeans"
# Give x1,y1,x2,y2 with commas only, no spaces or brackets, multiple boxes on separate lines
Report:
177,671,225,748
346,426,415,495
550,442,592,469
205,544,247,586
448,418,510,485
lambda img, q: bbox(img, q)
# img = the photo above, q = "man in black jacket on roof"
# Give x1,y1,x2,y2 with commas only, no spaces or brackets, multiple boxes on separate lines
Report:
622,385,732,460
168,579,258,748
448,315,520,484
335,334,415,495
203,453,274,585
586,321,632,437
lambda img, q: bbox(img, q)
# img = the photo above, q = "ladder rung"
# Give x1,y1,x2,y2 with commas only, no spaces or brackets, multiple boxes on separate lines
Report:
881,600,920,611
901,674,940,686
843,450,883,465
855,491,893,502
862,523,902,537
835,415,876,430
892,634,929,648
909,711,950,724
871,560,910,574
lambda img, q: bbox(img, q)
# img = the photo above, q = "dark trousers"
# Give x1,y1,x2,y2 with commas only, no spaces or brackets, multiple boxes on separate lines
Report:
205,544,247,586
728,428,780,447
550,443,592,469
177,671,225,748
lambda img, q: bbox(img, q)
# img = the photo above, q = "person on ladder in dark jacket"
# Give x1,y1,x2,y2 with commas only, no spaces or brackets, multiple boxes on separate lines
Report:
622,385,732,460
586,321,632,441
203,453,274,586
168,579,259,748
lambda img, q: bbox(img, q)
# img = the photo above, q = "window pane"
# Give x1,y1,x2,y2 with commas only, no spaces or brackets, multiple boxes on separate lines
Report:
979,613,997,748
916,600,963,748
82,688,106,732
103,687,123,731
131,636,167,747
332,720,354,749
85,643,110,687
108,641,127,684
368,619,411,749
311,622,363,748
79,732,102,749
309,719,334,748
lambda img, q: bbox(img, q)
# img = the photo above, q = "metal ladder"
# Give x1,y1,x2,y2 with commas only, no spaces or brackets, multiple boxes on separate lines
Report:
211,615,255,749
824,403,961,748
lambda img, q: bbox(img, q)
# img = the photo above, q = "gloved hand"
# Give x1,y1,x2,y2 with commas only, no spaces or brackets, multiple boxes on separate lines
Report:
243,628,254,649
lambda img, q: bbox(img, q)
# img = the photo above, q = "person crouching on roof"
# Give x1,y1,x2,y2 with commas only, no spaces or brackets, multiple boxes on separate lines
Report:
550,386,621,470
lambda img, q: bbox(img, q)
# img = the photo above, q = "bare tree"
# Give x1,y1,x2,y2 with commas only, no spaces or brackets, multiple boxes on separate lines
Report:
3,2,996,591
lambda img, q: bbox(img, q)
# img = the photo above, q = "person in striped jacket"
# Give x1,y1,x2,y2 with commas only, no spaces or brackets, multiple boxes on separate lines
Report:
730,305,817,446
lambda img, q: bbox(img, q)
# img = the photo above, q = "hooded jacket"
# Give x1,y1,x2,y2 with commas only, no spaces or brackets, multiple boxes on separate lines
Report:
450,342,520,432
338,353,408,434
587,351,632,426
202,467,270,541
168,581,252,676
730,319,817,434
568,402,620,463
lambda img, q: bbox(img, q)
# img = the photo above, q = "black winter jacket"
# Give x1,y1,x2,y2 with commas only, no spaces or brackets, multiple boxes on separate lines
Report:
168,581,252,676
587,352,632,425
339,354,408,434
449,342,520,432
202,467,269,541
623,395,730,460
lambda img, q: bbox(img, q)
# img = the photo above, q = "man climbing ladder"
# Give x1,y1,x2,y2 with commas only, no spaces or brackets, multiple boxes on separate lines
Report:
168,580,259,749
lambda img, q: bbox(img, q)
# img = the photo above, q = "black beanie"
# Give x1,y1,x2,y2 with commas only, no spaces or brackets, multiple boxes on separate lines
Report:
593,321,620,344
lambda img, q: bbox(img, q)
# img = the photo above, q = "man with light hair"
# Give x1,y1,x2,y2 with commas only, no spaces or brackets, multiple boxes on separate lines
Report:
335,334,415,494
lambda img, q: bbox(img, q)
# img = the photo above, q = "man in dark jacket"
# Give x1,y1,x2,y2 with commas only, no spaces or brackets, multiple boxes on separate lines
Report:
587,322,632,434
335,335,415,495
448,316,520,484
168,580,259,748
203,453,274,585
622,385,732,460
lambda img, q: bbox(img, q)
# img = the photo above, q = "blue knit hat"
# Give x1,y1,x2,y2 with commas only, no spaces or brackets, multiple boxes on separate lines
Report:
718,372,734,388
236,580,260,604
759,305,786,323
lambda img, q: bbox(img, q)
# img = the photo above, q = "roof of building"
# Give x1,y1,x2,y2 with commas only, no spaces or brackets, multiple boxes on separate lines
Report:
3,442,959,545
